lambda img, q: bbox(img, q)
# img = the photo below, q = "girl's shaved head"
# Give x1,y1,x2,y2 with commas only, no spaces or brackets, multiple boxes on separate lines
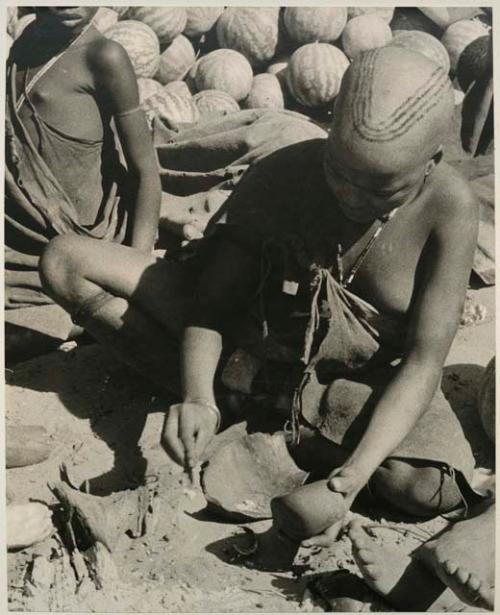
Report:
330,47,454,173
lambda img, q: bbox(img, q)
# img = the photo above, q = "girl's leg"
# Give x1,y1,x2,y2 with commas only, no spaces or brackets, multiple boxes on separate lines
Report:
40,235,193,390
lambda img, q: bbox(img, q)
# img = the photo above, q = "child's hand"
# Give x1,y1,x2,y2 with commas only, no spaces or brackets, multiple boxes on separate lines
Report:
161,401,219,470
327,463,370,501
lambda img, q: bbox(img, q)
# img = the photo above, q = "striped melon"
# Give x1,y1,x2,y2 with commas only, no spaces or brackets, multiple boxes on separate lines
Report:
216,8,279,68
164,80,193,99
341,15,392,59
92,7,118,33
242,74,284,110
13,13,36,39
155,34,196,85
286,42,349,107
184,7,224,39
193,90,240,119
137,78,165,104
347,7,395,23
105,20,160,79
283,7,348,45
147,90,200,125
267,56,290,86
478,357,495,443
191,49,253,102
126,7,187,47
389,31,450,72
441,18,490,72
7,6,17,37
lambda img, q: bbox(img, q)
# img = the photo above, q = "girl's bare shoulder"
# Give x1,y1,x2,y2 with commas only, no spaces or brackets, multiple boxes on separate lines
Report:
422,163,479,243
85,32,131,75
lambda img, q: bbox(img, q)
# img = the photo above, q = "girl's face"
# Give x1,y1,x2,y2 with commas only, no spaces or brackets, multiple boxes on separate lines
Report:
35,7,99,36
323,139,431,223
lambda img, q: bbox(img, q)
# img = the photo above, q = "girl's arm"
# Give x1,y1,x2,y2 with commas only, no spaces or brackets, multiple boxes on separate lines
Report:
329,187,479,497
162,234,261,468
91,39,161,253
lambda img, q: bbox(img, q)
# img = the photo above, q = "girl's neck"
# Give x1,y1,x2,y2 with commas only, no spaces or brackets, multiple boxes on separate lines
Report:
33,21,90,49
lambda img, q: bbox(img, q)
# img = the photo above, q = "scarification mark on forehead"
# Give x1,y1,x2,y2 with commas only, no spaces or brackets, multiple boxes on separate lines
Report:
350,49,450,143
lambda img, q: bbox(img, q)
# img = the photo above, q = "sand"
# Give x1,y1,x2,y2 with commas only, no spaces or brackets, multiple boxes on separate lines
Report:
5,285,495,612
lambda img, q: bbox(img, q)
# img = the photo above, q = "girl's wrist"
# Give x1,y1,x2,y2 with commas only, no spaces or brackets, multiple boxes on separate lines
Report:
184,398,221,432
342,457,377,484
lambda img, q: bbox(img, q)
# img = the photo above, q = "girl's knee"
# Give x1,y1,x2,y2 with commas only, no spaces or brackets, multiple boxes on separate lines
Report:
370,459,462,517
39,235,86,301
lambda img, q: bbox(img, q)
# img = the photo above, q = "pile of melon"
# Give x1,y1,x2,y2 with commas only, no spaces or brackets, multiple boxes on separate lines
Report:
6,6,493,126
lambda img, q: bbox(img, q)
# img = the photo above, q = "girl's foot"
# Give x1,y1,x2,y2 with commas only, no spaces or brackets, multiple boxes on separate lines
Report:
349,522,467,611
435,558,494,610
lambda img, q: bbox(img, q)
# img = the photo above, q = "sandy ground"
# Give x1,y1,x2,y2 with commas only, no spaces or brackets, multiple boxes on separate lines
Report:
4,285,495,613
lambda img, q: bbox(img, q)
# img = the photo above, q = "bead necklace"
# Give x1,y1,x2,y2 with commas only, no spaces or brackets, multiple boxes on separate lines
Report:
336,209,397,288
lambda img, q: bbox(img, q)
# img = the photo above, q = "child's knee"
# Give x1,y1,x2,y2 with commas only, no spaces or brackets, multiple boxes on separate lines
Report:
370,459,462,517
39,235,84,301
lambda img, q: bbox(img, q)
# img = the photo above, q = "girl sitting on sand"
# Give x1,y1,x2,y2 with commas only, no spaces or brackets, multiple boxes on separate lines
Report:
5,6,160,358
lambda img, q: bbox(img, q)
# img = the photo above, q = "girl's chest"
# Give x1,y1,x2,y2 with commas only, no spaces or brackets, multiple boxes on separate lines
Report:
273,197,432,319
15,53,104,142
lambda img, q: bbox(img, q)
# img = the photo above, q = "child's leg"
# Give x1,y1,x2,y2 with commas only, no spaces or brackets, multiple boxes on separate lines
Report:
349,522,475,612
415,502,495,610
40,235,193,390
288,421,463,548
289,427,462,518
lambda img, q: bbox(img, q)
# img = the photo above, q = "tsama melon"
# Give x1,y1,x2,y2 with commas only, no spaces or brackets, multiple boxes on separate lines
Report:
347,7,395,23
7,6,17,37
390,31,451,72
105,20,160,79
92,7,118,33
191,49,253,102
478,357,495,443
286,42,349,107
137,78,165,104
341,15,392,60
164,81,193,99
155,35,196,85
146,90,200,126
184,7,224,39
13,13,36,39
242,73,284,110
441,18,490,72
126,7,187,47
193,90,240,119
283,7,348,45
216,8,279,68
267,56,290,85
457,34,492,92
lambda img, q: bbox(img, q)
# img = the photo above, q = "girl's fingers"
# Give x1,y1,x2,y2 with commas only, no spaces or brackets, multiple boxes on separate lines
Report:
301,533,333,548
328,475,355,494
192,416,216,462
161,409,185,465
179,410,196,468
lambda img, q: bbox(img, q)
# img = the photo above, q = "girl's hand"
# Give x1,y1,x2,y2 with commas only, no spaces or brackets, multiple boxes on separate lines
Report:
161,401,220,470
301,464,372,548
327,463,371,501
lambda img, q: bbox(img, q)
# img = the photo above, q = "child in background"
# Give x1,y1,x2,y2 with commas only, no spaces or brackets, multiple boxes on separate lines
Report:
5,6,161,359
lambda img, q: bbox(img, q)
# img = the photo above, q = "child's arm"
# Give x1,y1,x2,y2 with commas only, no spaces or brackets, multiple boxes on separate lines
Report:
91,39,161,253
327,184,479,501
162,234,261,468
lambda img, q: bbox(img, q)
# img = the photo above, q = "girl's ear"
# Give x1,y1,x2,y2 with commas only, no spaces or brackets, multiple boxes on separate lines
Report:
425,146,444,176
